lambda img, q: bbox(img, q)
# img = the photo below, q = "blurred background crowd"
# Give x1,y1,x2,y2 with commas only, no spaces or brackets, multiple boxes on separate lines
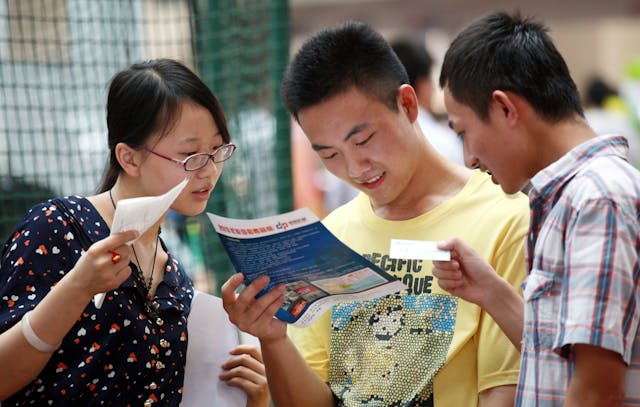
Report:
2,0,639,295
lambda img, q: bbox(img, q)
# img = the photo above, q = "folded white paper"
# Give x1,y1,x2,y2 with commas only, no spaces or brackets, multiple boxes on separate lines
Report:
111,178,189,243
389,239,451,261
94,178,188,308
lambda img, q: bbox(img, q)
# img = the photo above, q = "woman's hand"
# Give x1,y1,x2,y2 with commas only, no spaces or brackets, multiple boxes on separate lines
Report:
220,344,270,407
67,230,138,298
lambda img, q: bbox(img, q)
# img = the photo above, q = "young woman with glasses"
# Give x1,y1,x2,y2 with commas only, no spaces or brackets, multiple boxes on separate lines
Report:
0,58,269,407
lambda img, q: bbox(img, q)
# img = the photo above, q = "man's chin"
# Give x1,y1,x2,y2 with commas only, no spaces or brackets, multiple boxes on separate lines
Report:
498,179,531,195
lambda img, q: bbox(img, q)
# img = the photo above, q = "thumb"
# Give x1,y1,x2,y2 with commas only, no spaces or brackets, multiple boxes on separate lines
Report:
436,238,458,251
94,230,139,251
437,237,478,258
110,230,139,246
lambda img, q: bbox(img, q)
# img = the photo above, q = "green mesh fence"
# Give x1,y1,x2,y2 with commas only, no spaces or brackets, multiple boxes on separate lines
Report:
0,0,292,294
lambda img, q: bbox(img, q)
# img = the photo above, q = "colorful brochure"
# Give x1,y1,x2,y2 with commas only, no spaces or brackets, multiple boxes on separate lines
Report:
207,208,406,327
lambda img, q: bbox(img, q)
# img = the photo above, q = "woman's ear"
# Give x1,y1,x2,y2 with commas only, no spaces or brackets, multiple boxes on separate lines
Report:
398,84,419,123
114,142,143,176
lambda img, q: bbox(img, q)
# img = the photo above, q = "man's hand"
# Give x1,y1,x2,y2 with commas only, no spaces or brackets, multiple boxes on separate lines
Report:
221,273,287,344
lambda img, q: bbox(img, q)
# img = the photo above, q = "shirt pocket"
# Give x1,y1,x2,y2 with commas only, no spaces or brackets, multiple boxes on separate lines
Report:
522,270,558,349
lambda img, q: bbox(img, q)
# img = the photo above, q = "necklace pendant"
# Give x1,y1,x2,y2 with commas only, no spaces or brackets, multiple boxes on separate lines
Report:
145,300,160,320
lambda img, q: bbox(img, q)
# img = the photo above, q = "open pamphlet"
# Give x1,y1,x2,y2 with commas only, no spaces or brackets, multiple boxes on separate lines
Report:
181,290,258,406
207,207,407,327
94,178,188,308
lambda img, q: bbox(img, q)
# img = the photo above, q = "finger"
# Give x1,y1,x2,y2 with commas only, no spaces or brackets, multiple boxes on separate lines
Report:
222,376,264,399
436,237,474,256
221,353,265,375
110,230,139,245
221,273,245,309
229,344,263,362
434,274,464,286
103,246,133,269
244,285,285,330
252,282,286,310
432,267,461,280
231,276,274,316
113,264,133,286
254,295,286,340
91,230,139,253
432,259,459,271
436,238,456,251
437,278,464,293
109,250,123,264
111,243,133,262
450,237,481,259
223,275,274,328
220,363,266,385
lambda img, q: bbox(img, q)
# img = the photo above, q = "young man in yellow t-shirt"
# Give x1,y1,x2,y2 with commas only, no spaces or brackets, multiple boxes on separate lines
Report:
221,21,529,406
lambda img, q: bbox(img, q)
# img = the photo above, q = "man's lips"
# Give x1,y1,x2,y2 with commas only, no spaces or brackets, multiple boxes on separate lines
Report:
359,173,384,189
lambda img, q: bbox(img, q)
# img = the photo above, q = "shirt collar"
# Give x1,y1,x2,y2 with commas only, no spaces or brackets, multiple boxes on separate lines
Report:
528,134,629,201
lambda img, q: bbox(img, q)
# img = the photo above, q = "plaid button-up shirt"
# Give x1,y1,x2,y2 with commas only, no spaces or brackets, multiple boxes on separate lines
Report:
516,134,640,406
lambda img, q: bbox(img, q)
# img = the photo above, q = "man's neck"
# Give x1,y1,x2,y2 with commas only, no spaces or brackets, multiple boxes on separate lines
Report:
371,154,472,220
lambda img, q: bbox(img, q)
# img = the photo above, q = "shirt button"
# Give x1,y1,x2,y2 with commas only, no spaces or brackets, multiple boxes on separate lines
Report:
149,382,157,390
144,399,154,407
156,318,164,326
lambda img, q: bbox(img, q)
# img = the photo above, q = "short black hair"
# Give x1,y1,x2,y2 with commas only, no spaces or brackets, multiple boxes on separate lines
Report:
281,21,409,121
440,11,583,122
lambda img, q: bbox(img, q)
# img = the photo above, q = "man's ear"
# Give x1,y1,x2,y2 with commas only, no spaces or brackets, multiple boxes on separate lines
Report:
114,142,143,176
491,90,519,126
398,84,419,123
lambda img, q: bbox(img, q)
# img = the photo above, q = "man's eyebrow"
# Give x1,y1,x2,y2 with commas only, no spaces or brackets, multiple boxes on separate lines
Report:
311,122,369,151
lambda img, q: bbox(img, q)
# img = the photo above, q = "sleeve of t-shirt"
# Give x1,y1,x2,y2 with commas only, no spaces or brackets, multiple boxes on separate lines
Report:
475,213,528,392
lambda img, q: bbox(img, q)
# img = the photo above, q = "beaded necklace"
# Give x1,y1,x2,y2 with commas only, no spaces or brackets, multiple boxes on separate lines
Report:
109,189,161,319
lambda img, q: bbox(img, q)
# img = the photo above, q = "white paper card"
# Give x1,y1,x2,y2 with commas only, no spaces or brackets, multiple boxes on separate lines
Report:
181,291,259,406
94,178,188,308
111,178,189,242
389,239,451,261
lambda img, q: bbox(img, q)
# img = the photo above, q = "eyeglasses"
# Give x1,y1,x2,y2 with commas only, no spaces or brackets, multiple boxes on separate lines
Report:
145,143,237,171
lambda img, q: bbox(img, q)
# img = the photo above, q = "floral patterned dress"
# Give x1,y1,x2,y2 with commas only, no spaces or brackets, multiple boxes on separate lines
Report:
0,196,194,406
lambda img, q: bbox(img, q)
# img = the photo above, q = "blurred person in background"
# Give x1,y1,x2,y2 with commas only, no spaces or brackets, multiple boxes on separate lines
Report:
583,75,640,166
435,11,640,406
391,39,464,165
0,58,269,407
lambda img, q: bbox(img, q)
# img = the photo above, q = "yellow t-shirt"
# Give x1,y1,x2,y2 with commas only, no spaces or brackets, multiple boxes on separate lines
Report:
288,171,529,406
